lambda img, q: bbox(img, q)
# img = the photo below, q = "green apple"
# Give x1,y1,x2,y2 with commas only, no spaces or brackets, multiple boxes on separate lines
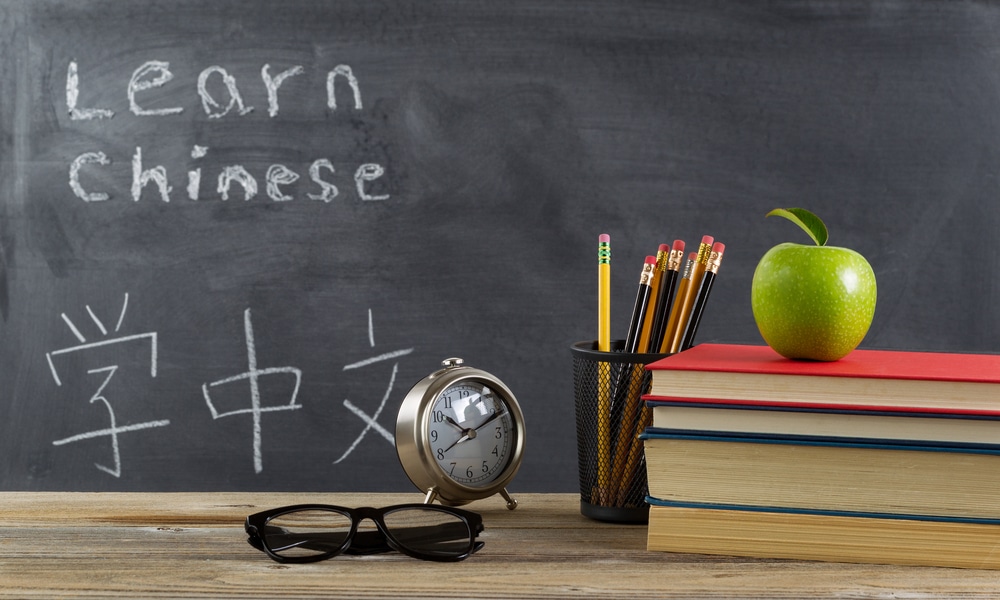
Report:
751,208,876,361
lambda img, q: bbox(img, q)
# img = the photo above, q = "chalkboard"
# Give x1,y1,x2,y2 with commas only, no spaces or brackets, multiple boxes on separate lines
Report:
2,0,998,492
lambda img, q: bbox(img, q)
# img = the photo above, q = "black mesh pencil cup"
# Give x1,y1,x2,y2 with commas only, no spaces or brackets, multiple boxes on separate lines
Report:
571,340,669,523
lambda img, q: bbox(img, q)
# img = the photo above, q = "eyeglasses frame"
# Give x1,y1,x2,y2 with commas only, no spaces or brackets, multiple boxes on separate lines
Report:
245,502,485,563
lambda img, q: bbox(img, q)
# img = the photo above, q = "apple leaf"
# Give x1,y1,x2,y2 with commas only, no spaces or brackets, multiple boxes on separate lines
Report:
765,208,829,246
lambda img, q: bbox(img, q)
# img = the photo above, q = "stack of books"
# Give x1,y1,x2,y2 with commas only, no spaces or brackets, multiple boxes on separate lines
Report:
641,343,1000,569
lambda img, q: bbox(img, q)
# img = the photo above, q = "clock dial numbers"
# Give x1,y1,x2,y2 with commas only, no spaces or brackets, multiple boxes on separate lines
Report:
429,382,514,487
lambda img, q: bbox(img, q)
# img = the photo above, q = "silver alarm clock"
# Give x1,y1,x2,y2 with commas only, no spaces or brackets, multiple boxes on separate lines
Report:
395,358,526,510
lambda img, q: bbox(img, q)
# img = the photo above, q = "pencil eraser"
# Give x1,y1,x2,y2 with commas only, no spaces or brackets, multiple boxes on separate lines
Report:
645,255,656,264
599,234,610,243
712,242,725,254
672,239,685,251
658,243,669,252
701,235,714,246
688,252,698,260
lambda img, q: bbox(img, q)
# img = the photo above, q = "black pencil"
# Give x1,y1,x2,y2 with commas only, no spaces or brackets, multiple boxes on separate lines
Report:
623,255,656,353
680,241,725,351
648,239,685,352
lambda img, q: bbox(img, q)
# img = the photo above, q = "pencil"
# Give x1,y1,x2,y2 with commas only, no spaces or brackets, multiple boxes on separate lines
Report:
648,239,685,352
598,234,611,353
666,236,713,354
679,241,725,351
617,400,651,507
658,252,696,354
623,256,657,353
637,244,669,353
596,234,612,505
608,256,657,500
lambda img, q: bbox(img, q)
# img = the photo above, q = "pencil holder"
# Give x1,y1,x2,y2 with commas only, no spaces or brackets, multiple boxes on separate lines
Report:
571,340,670,523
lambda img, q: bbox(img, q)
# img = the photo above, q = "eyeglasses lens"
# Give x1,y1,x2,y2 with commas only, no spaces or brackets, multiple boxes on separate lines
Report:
383,507,473,558
265,509,353,559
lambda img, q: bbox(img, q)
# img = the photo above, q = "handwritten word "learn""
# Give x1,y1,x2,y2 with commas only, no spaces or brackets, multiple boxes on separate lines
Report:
67,60,363,120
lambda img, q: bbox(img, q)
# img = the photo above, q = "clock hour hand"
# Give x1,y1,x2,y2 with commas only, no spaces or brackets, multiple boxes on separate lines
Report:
443,415,466,433
442,407,503,454
441,416,476,453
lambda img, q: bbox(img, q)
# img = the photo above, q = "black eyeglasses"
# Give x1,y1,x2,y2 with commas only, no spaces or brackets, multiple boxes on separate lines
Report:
245,503,485,563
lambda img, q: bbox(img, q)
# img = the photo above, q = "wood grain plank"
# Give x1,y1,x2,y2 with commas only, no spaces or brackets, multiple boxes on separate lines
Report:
1,493,998,599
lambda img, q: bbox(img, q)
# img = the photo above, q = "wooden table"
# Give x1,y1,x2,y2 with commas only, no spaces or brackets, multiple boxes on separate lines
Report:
2,492,998,598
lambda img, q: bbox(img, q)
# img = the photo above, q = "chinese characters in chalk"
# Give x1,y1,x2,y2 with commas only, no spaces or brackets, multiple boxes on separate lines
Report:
45,294,169,477
333,308,414,464
201,308,303,474
45,298,415,478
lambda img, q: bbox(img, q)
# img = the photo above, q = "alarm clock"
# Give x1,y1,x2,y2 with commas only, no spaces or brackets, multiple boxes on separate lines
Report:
395,358,526,510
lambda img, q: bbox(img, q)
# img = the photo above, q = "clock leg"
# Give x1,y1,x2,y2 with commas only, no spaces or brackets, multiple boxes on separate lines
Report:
500,488,518,510
423,487,439,505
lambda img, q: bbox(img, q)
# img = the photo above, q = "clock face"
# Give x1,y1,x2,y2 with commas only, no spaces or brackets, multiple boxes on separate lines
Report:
427,381,515,488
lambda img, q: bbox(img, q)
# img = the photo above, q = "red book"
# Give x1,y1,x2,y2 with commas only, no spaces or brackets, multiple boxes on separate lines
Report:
645,343,1000,416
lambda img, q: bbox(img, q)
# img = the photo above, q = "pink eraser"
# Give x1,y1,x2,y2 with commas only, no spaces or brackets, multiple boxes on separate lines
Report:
672,239,685,251
701,235,714,246
645,255,656,264
712,242,725,254
599,234,610,243
658,243,669,252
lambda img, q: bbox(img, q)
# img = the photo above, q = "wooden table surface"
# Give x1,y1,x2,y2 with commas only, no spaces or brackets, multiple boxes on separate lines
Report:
1,492,998,598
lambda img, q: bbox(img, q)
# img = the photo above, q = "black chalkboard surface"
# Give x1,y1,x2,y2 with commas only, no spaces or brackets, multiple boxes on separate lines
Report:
1,0,998,492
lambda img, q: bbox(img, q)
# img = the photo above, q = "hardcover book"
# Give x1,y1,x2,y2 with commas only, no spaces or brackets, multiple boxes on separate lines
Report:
646,402,1000,446
642,432,1000,521
646,501,1000,569
645,343,1000,414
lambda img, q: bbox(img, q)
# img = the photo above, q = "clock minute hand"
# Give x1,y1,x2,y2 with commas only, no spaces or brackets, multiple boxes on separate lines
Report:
473,410,506,432
441,416,477,453
442,410,505,454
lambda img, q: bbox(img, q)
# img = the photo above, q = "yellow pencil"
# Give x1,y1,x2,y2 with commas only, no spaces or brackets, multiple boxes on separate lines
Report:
659,252,696,353
598,234,611,353
596,234,612,505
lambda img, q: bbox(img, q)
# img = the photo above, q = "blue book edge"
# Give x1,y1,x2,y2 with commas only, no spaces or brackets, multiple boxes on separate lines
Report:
640,429,1000,454
645,497,1000,526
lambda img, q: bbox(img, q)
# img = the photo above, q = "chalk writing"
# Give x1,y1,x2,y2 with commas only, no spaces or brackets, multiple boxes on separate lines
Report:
261,64,304,117
202,308,303,474
45,294,169,478
129,61,184,117
65,59,388,204
67,60,363,120
71,148,387,204
333,309,414,464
